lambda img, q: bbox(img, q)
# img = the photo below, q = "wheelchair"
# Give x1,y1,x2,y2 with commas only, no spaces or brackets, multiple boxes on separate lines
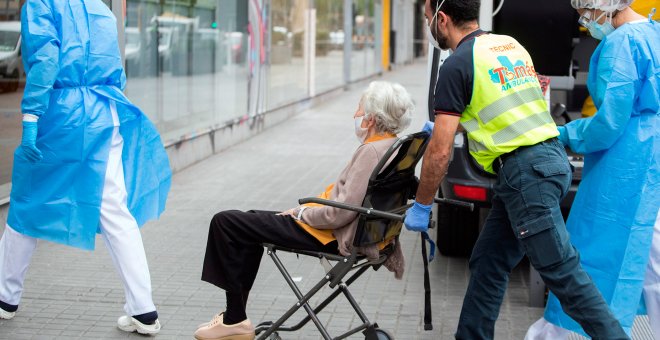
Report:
254,131,430,340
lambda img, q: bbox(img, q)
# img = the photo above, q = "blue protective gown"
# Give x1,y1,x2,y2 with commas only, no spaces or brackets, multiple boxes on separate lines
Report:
7,0,171,250
544,20,660,336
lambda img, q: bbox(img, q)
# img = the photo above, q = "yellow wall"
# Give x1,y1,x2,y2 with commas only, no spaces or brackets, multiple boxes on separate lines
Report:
632,0,660,20
382,0,391,71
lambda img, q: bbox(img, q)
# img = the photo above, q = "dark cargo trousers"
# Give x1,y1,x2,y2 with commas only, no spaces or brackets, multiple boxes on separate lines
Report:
455,138,628,340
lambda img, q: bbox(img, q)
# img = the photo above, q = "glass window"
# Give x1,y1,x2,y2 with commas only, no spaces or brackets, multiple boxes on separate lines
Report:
268,0,308,109
0,31,19,52
314,0,344,93
124,0,249,142
0,0,386,200
351,0,377,81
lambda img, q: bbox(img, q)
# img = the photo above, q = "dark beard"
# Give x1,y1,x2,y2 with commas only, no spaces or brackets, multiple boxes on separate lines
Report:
437,33,449,50
432,25,449,50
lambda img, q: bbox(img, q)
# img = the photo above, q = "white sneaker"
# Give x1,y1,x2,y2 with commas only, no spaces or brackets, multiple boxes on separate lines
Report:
0,306,15,320
117,315,161,335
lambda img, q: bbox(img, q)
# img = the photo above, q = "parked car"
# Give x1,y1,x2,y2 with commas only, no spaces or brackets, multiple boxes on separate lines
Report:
431,0,586,255
156,27,174,73
429,0,592,307
124,27,141,76
0,21,23,92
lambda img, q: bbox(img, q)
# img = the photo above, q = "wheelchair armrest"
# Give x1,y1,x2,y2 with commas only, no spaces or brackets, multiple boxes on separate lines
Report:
298,197,405,222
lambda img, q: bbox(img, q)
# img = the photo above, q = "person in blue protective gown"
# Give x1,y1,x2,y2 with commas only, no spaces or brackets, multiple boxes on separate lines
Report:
0,0,171,335
526,0,660,338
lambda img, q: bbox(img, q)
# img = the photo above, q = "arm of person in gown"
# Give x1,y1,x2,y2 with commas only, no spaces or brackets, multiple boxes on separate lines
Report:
558,34,639,154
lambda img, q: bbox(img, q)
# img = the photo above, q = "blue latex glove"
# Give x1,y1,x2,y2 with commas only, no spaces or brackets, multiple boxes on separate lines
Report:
404,201,433,232
20,120,42,163
557,126,568,146
422,121,434,134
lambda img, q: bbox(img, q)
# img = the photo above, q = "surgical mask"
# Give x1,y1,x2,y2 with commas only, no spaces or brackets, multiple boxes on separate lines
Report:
579,10,616,40
426,0,447,50
425,23,442,50
354,116,369,143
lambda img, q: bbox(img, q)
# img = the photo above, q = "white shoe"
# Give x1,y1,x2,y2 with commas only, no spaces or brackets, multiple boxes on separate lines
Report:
117,315,161,335
0,306,15,320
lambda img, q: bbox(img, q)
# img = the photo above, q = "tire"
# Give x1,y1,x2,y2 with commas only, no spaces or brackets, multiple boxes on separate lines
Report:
7,71,19,92
267,332,282,340
7,80,18,92
435,202,480,257
369,328,394,340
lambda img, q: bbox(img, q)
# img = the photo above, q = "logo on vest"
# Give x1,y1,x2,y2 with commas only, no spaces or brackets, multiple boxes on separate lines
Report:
488,56,538,92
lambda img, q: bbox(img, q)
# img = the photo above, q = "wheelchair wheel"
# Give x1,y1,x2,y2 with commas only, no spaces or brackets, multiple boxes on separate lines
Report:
267,331,282,340
370,328,394,340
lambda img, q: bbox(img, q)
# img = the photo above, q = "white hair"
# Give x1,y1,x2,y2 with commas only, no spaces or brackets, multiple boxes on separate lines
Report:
361,81,414,134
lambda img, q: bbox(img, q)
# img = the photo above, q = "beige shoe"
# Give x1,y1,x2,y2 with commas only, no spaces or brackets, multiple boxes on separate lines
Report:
197,312,223,330
194,316,255,340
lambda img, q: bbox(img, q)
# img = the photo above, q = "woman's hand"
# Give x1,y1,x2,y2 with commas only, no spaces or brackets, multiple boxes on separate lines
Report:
278,207,307,222
278,208,297,217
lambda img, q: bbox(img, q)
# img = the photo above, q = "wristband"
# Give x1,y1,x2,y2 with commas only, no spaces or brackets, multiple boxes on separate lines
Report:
296,206,308,221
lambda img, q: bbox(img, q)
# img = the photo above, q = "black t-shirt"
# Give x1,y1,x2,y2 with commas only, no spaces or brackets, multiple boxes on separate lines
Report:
433,29,486,117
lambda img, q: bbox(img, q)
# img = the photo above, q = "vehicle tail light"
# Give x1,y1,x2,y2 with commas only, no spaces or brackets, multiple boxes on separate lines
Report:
453,184,487,202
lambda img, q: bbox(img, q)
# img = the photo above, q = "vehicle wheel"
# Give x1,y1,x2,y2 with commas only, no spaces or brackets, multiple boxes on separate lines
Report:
7,71,19,92
367,328,394,340
435,202,480,257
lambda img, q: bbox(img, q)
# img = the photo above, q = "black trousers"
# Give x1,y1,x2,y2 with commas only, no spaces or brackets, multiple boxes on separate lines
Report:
201,210,338,293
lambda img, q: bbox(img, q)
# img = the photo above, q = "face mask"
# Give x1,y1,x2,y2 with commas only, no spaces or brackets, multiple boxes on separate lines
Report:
580,10,616,40
426,24,442,50
587,20,615,40
354,116,369,143
426,0,448,50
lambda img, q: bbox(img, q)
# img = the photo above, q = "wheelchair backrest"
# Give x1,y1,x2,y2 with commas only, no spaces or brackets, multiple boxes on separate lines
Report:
353,131,431,247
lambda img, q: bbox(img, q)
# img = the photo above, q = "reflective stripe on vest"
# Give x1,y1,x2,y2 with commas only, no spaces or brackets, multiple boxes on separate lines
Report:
460,34,558,174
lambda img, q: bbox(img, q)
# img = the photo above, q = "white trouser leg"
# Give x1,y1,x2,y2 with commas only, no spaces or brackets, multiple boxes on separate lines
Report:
100,124,156,316
643,208,660,339
525,318,571,340
0,225,37,306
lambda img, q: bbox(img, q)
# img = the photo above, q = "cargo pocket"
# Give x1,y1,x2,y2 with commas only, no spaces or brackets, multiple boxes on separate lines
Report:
532,162,570,177
532,161,571,205
514,214,564,269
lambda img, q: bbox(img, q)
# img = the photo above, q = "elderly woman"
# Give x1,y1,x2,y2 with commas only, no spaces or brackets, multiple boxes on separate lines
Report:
194,81,414,340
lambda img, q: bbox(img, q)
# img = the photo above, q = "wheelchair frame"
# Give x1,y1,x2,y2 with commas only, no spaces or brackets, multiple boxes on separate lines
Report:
255,242,396,340
254,132,431,340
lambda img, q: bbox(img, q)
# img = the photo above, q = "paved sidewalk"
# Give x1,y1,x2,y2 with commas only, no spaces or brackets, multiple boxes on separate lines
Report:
0,61,548,339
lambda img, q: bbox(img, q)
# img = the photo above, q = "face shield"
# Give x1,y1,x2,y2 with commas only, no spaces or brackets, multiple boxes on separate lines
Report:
576,5,618,40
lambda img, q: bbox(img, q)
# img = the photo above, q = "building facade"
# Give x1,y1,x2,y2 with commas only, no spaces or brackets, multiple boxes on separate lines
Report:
0,0,420,202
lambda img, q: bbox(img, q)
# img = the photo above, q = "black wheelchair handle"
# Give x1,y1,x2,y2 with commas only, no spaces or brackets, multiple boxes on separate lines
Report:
298,197,405,222
434,197,475,211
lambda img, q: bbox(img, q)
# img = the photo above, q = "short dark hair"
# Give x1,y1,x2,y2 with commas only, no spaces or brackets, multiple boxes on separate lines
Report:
431,0,481,27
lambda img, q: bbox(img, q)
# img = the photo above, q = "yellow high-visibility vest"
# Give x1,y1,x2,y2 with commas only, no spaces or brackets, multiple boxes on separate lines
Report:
461,34,559,174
